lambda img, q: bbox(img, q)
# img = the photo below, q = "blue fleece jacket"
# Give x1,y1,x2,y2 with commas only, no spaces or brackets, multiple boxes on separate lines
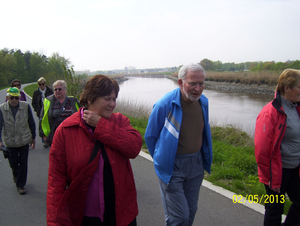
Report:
145,88,213,184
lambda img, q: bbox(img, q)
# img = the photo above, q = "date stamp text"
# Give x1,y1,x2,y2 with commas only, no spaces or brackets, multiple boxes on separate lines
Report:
232,194,285,204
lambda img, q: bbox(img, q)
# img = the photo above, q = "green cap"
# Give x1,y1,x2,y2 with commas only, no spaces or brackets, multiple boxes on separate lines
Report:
7,87,20,97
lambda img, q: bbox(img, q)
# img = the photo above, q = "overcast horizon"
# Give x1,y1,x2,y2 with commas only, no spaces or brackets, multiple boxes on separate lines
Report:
1,0,299,72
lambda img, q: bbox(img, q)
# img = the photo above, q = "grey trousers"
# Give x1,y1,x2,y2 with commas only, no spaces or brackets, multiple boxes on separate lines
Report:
159,150,204,226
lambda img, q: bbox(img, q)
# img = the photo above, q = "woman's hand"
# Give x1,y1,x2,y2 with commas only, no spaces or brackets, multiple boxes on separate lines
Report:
271,187,280,193
43,136,48,145
83,110,101,127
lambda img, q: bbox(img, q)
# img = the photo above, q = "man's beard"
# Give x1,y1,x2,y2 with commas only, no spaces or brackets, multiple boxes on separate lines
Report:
183,86,200,102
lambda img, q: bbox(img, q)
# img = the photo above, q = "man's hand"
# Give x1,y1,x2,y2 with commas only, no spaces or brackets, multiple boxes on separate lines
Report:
83,110,101,127
30,139,36,149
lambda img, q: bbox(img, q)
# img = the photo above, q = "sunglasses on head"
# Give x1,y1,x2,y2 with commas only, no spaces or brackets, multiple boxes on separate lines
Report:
54,88,63,91
39,83,45,86
10,96,19,100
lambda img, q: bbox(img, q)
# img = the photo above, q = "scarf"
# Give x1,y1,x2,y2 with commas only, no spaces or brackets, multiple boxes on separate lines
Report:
39,87,46,103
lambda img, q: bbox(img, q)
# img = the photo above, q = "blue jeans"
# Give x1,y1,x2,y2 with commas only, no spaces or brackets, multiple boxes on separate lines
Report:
159,151,204,226
264,166,300,226
7,145,29,187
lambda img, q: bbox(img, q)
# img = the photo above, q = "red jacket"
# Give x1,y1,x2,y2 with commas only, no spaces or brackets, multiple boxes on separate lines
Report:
255,92,300,188
47,109,142,226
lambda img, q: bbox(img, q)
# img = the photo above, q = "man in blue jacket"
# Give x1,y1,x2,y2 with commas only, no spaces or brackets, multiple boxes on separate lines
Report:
145,63,213,226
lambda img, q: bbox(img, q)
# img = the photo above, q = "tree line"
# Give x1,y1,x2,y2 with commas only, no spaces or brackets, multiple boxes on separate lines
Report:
0,48,86,99
0,48,74,88
2,47,299,91
200,58,300,72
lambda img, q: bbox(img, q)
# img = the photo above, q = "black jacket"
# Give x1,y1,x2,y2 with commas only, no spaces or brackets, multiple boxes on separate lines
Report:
32,86,54,118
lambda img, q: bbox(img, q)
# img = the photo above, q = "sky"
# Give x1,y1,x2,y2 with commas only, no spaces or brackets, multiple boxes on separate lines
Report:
1,0,300,71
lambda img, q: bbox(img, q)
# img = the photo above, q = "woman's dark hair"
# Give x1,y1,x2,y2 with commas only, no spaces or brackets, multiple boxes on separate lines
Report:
11,79,21,87
80,74,119,107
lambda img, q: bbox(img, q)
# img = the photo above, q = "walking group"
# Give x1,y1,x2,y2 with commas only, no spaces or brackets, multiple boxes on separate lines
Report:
0,63,300,226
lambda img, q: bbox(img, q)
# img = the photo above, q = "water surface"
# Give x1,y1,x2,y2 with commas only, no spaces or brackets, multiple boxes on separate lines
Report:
118,76,273,136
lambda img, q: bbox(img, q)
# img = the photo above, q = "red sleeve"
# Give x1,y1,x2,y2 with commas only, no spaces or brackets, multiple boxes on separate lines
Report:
254,105,283,188
255,110,274,184
93,113,142,159
46,126,67,225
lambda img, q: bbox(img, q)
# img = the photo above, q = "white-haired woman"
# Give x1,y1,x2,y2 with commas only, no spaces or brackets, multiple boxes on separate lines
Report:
39,80,80,146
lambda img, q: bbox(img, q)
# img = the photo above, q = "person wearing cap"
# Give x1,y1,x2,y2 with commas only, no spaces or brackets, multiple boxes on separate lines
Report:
5,79,27,102
32,77,54,118
0,87,36,195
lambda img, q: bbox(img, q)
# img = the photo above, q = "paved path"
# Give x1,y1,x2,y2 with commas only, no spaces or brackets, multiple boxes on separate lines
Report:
0,87,267,225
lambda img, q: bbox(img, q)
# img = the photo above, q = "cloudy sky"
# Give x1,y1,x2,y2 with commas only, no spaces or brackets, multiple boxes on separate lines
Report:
1,0,299,71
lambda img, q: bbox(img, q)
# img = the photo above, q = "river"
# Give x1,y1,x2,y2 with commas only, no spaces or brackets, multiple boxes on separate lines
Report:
117,76,274,136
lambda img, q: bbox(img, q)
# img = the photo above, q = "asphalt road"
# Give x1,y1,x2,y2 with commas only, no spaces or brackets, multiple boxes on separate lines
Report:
0,87,266,225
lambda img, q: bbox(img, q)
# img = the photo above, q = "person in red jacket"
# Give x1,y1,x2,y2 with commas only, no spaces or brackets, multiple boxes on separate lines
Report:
46,74,142,226
255,69,300,226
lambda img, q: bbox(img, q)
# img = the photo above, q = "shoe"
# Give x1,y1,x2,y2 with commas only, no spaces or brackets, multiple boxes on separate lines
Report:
17,187,26,195
13,175,17,183
43,144,48,148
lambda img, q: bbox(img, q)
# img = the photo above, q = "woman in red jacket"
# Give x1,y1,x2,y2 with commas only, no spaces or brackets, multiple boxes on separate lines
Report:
255,69,300,226
46,74,142,226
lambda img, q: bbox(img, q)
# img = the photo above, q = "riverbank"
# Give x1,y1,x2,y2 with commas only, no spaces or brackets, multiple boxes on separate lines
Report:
205,81,275,95
110,74,276,95
166,74,275,95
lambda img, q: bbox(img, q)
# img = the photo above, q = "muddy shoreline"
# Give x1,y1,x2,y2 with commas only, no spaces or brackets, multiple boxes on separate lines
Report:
166,75,275,96
204,81,275,96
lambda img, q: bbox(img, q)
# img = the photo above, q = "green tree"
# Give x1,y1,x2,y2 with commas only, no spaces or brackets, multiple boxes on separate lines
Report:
213,60,223,71
30,52,47,82
13,49,30,83
288,60,300,69
237,62,245,71
63,65,86,100
0,49,10,87
46,52,70,84
200,58,214,71
0,50,17,85
223,62,235,71
23,51,32,77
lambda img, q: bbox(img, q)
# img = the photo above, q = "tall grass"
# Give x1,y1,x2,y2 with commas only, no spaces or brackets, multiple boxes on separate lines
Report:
115,99,152,118
172,70,280,86
23,83,38,97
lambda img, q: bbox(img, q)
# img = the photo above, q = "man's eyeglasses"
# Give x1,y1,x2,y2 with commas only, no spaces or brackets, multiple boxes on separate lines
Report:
9,96,20,100
54,88,63,91
13,84,21,87
39,83,45,86
184,80,205,87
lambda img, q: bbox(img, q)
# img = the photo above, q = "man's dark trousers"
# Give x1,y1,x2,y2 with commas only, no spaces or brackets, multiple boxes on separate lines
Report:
7,145,29,188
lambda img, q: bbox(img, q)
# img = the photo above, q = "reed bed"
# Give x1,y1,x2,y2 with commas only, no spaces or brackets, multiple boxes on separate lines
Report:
114,99,152,118
172,70,280,86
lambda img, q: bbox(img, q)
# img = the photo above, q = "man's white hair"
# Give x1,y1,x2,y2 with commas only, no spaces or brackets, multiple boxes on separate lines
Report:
178,63,206,80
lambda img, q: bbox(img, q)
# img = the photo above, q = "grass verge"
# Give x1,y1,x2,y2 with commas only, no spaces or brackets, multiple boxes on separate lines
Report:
125,115,292,216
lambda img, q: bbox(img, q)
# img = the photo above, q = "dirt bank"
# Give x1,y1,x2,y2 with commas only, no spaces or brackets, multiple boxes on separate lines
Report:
205,81,276,96
166,75,275,96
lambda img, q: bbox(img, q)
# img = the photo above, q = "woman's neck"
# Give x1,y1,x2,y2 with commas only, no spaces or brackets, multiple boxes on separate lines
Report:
57,96,66,103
